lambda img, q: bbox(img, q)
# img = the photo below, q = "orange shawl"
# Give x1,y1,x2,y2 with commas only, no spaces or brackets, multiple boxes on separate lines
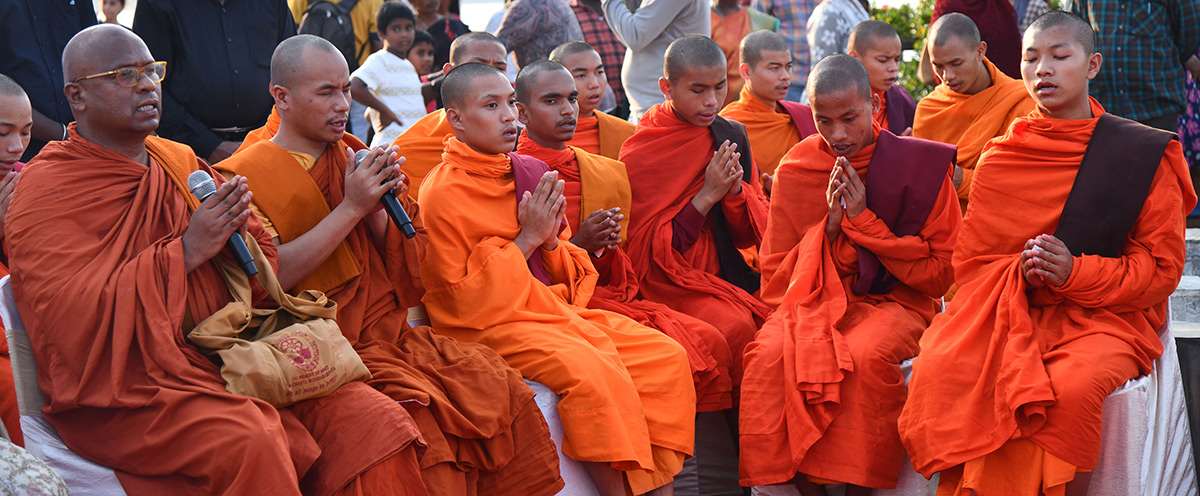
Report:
566,109,637,160
913,57,1035,202
417,137,695,494
900,100,1197,476
9,127,422,495
391,109,453,196
219,138,563,496
720,85,811,176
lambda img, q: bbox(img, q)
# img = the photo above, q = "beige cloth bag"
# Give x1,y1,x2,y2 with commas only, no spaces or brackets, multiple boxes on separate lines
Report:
187,235,370,407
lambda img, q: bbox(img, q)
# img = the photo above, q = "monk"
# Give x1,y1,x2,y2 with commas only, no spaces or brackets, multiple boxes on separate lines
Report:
550,41,636,161
0,74,28,446
7,25,428,495
719,30,817,195
847,20,916,136
913,13,1035,212
417,62,696,496
514,59,734,413
899,12,1197,496
739,54,959,496
620,35,771,400
217,36,563,496
390,32,508,196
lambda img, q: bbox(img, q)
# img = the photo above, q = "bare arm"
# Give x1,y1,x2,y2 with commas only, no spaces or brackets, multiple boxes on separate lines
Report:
351,77,400,129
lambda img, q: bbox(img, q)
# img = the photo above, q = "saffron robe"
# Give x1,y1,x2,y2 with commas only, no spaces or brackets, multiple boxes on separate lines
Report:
899,100,1197,494
872,84,916,136
620,101,772,390
391,109,453,197
566,109,637,161
913,57,1035,208
740,126,959,488
417,136,697,494
720,85,818,177
516,134,735,412
0,258,20,447
8,127,427,495
218,137,565,496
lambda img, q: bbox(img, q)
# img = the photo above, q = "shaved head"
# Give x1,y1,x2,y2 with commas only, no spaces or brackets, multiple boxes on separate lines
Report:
848,20,901,54
271,35,344,88
515,59,571,104
740,30,789,70
442,62,507,109
807,54,871,101
549,40,596,64
664,34,726,83
929,13,981,48
449,32,505,65
0,74,25,98
1026,10,1095,54
62,24,150,83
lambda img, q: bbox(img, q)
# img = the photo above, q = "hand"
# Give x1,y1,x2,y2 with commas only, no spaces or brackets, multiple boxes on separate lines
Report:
951,165,964,189
515,171,566,254
1187,55,1200,82
341,146,404,219
0,171,20,237
761,172,774,197
825,159,846,239
570,207,623,253
1021,234,1074,288
207,141,240,164
833,156,866,218
901,127,913,137
694,141,742,212
182,175,252,272
380,109,402,129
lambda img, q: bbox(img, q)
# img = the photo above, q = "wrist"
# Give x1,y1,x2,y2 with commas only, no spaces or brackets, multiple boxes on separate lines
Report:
540,236,559,251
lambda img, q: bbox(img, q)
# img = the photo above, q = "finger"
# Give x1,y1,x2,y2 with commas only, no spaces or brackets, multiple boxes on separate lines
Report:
344,147,357,172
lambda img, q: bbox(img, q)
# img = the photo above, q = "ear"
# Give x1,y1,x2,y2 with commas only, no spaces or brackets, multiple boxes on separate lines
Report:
869,92,881,116
977,40,988,58
658,77,671,100
1086,51,1102,80
516,101,530,125
442,62,454,75
847,49,859,58
738,62,752,81
64,83,86,113
445,106,464,133
269,84,290,111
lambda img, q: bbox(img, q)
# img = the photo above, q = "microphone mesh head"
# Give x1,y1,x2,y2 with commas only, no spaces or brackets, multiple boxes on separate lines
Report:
187,170,218,200
354,149,370,165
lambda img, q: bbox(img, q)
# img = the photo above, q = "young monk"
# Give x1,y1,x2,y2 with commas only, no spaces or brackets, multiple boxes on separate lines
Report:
550,41,636,161
7,24,427,494
847,20,916,136
389,32,508,196
914,13,1035,211
620,35,771,399
899,12,1197,496
216,36,563,496
417,62,696,496
0,75,29,446
719,30,817,194
739,54,959,496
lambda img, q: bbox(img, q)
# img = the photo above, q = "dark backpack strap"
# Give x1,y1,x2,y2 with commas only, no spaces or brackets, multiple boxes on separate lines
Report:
1053,113,1175,257
708,117,761,294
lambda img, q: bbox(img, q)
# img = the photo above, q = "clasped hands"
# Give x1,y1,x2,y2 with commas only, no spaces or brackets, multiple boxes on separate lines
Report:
515,171,567,257
1021,234,1073,288
825,156,866,240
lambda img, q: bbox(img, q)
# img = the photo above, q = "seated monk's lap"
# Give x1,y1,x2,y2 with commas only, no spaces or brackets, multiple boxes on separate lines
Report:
1042,332,1142,426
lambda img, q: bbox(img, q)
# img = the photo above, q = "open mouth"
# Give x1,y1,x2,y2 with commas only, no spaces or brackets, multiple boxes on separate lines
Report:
1035,81,1057,95
502,127,518,140
557,119,577,131
831,143,853,155
329,119,347,132
135,102,159,115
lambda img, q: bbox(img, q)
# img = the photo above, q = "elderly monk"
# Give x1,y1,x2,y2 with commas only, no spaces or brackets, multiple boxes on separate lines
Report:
621,35,771,400
7,25,428,495
719,30,817,196
390,32,507,196
417,62,696,496
914,13,1035,212
899,12,1197,496
514,59,735,413
217,36,563,496
740,55,959,496
847,20,916,136
0,74,28,446
551,41,636,161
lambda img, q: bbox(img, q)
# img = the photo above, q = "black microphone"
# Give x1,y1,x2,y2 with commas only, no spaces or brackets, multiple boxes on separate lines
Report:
355,149,416,238
187,170,259,277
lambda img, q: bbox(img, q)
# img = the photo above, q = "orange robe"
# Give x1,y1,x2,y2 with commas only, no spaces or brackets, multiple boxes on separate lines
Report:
913,57,1035,207
739,127,959,488
8,127,427,495
391,108,453,196
218,137,564,496
0,256,19,447
711,8,752,108
516,134,735,412
719,85,816,176
620,102,772,390
417,136,696,493
899,100,1197,495
566,109,637,161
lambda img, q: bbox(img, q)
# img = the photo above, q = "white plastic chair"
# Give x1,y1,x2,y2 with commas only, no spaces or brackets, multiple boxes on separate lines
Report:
0,275,126,495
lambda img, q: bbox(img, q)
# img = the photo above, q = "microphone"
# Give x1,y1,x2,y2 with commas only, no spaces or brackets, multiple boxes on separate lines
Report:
187,170,259,277
355,148,416,238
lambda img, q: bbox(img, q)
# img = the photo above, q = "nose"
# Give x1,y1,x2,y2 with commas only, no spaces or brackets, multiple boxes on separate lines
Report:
830,123,848,142
334,91,351,112
501,103,517,123
3,136,20,154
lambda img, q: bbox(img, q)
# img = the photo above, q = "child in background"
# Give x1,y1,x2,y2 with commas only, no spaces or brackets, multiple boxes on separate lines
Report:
409,29,436,77
351,3,430,147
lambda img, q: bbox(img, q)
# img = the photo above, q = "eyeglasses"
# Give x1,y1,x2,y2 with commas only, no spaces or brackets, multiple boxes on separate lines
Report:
71,61,167,87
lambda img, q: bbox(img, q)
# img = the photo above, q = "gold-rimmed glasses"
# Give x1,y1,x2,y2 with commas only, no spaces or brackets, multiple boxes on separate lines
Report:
71,61,167,87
